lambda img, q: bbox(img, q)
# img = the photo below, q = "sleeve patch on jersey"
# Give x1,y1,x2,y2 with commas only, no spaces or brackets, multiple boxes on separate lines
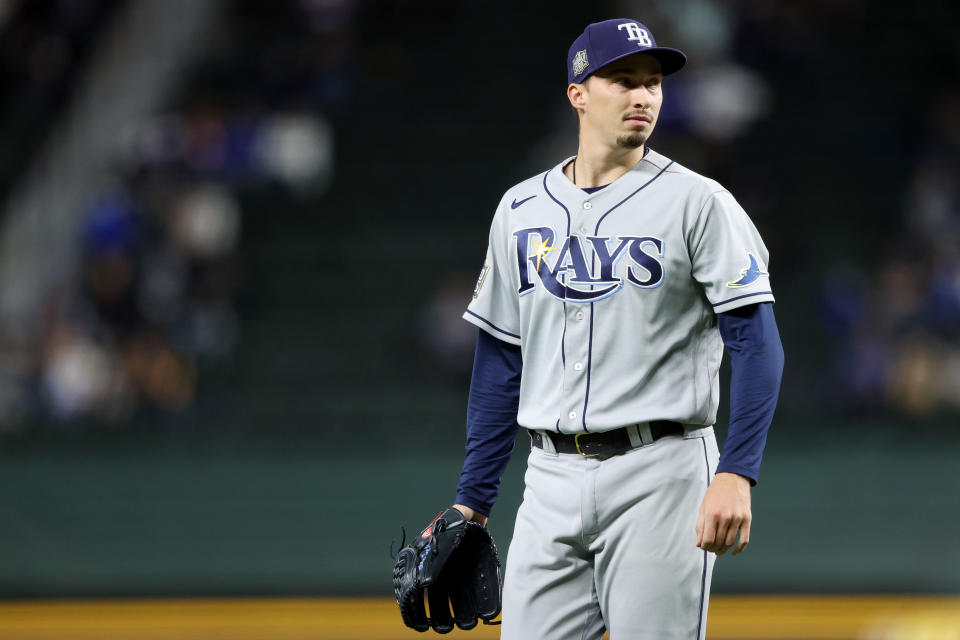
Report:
727,252,769,288
473,264,490,299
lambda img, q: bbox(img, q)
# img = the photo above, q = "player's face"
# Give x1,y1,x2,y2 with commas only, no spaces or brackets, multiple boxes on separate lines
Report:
580,54,663,149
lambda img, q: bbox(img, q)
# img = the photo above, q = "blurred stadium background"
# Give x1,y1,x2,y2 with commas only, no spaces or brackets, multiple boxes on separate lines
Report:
0,0,957,638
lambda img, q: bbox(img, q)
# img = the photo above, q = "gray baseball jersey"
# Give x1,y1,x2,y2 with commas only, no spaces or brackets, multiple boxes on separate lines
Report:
464,148,774,433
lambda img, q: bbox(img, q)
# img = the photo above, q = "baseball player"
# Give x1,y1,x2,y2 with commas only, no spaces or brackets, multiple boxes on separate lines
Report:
451,18,784,639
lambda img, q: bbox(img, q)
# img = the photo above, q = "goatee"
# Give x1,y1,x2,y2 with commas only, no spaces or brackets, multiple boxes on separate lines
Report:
616,133,646,149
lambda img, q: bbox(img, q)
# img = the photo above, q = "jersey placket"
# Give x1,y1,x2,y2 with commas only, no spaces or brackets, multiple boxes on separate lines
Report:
562,196,598,432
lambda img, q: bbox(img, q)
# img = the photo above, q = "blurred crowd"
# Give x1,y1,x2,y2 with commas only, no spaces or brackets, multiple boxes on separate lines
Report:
819,93,960,416
0,0,347,427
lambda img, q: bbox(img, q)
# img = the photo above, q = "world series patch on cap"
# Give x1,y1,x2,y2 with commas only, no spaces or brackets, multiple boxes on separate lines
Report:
567,18,687,85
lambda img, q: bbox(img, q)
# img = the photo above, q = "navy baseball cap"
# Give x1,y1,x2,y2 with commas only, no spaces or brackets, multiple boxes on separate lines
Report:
567,19,687,85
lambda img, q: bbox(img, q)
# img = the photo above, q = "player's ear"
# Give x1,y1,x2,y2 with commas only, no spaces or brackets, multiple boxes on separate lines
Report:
567,82,586,113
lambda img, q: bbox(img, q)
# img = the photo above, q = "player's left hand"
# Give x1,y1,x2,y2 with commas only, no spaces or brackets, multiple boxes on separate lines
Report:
696,472,751,556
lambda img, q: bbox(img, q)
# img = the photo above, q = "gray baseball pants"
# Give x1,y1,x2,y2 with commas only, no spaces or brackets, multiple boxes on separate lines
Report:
500,427,719,640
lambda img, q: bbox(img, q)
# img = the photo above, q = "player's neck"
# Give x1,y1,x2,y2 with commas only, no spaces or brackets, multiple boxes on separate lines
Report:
568,139,646,188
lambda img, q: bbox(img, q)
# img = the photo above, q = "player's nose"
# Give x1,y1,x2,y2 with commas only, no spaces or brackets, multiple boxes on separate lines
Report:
632,86,653,105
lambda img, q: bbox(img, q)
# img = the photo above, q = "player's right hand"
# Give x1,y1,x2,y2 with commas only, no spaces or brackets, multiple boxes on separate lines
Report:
695,472,752,556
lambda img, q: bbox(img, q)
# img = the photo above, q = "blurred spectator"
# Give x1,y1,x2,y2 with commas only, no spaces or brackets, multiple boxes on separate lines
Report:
41,316,131,422
256,113,333,192
418,272,481,381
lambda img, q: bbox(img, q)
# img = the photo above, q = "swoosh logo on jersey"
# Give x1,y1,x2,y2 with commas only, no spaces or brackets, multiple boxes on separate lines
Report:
727,253,769,287
511,195,537,209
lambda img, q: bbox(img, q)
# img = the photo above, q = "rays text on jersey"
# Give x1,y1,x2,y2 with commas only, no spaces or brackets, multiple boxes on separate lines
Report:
514,227,664,302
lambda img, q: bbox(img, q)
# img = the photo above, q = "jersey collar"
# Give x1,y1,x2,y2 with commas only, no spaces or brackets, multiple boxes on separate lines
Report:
545,147,669,203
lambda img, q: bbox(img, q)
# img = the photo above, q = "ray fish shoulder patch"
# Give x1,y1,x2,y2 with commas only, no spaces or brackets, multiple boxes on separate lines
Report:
727,252,769,288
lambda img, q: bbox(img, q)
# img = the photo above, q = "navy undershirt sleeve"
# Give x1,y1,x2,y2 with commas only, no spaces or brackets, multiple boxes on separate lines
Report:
716,302,785,485
454,329,522,516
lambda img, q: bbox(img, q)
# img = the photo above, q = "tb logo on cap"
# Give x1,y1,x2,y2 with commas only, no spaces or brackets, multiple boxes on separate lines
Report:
618,22,652,47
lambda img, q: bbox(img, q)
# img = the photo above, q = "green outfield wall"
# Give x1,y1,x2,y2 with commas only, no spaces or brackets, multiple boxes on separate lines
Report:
0,420,955,598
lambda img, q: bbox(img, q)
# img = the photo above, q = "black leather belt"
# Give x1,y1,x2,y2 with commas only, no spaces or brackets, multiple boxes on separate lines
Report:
530,421,684,457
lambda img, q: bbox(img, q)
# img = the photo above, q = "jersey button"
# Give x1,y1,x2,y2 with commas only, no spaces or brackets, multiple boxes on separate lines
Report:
583,202,592,210
575,311,585,321
568,411,577,420
574,362,583,371
579,225,588,234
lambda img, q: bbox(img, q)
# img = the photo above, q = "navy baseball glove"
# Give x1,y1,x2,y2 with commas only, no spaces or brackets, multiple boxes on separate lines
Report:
393,507,502,633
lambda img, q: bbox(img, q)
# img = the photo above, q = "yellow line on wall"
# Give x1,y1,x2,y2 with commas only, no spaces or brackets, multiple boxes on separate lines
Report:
0,596,957,640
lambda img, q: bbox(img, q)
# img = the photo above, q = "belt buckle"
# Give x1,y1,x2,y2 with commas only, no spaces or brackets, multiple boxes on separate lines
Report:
574,433,598,457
